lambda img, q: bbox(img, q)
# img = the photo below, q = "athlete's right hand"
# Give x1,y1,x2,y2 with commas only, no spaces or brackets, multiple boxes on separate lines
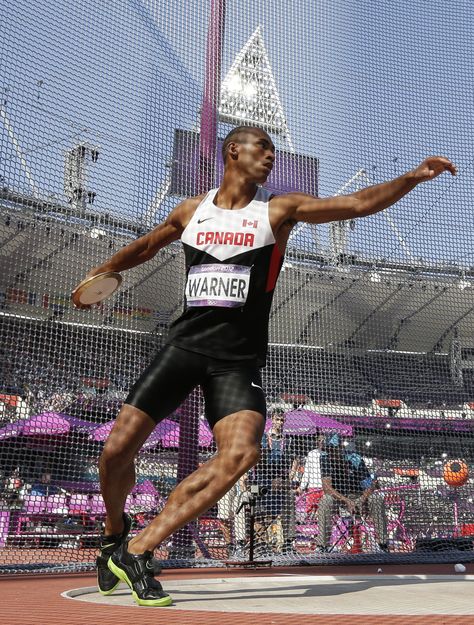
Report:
410,156,457,183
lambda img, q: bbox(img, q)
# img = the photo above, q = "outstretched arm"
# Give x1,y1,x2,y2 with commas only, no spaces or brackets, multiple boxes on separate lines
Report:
277,156,456,225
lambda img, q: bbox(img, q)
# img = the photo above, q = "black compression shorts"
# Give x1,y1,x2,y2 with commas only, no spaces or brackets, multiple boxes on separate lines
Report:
125,344,266,428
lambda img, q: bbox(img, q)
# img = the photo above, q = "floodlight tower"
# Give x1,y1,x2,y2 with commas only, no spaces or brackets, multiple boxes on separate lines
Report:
218,26,294,151
200,21,297,194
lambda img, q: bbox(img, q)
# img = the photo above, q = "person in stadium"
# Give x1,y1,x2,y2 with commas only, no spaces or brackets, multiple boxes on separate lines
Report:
316,433,388,552
297,434,325,520
74,125,455,606
30,471,60,497
256,407,299,555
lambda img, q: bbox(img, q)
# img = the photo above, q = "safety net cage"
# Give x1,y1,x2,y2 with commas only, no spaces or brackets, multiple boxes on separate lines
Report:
0,0,473,574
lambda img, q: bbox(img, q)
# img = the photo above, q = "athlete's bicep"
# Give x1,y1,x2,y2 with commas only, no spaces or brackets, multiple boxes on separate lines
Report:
281,193,361,225
146,217,182,252
146,197,200,255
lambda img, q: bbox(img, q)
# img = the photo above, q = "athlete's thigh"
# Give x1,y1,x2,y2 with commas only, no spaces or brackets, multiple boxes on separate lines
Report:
125,344,203,423
201,363,266,431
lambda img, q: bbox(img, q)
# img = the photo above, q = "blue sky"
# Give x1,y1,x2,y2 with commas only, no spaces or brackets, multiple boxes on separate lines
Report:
1,0,473,265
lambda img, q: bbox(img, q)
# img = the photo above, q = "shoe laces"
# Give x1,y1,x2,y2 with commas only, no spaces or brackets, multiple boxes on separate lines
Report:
139,552,164,590
142,551,156,576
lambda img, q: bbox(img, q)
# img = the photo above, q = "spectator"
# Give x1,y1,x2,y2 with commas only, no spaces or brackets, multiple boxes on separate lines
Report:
255,408,299,555
298,435,324,519
316,434,388,552
3,467,28,507
30,471,60,497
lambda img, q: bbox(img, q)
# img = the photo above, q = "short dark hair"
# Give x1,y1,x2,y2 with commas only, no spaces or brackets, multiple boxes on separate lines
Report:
221,125,269,162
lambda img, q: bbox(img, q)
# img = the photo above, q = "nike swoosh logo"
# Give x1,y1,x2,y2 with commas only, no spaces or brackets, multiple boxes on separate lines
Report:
251,382,263,390
145,561,155,570
197,217,214,224
101,542,116,550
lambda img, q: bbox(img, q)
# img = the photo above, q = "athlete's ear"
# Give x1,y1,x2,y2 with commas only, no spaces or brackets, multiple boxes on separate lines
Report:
228,141,239,160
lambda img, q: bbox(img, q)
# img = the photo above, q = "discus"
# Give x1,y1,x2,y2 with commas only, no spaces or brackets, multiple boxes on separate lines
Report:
71,271,122,308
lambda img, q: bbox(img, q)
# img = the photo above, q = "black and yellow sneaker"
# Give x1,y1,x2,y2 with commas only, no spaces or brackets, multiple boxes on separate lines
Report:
96,512,132,595
108,542,172,607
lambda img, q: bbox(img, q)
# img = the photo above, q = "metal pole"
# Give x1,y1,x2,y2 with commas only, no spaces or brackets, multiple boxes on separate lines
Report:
248,496,256,562
171,0,226,561
198,0,226,193
170,392,200,559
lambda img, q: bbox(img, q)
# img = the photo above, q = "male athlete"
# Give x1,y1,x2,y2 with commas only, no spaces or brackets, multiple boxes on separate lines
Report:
75,126,455,606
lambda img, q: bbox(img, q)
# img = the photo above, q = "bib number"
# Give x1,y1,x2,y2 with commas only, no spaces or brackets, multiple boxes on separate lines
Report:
185,264,251,308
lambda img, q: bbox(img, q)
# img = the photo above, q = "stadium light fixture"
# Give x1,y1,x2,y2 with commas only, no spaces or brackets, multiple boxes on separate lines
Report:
243,81,257,99
226,74,242,94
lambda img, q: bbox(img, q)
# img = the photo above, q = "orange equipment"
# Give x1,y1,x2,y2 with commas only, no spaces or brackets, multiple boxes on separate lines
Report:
443,459,469,487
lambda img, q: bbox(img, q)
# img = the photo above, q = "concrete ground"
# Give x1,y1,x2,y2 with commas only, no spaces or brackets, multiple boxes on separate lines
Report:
64,573,474,616
4,563,474,625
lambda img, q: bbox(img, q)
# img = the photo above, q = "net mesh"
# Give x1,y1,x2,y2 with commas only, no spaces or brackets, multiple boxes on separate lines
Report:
1,0,473,573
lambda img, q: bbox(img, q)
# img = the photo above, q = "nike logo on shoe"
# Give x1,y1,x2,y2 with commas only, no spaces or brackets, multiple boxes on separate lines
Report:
101,542,117,550
197,217,214,224
251,382,263,390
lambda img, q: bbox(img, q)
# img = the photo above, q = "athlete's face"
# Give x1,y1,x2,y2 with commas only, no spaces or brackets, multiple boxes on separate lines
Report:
233,131,275,183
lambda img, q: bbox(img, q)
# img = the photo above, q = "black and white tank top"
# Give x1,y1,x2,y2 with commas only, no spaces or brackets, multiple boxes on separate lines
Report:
166,187,284,365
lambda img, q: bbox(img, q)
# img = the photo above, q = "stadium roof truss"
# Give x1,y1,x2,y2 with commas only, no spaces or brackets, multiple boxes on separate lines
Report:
0,200,472,354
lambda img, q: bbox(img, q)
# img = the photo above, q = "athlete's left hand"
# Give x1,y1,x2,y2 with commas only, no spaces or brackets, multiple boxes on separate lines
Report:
411,156,457,182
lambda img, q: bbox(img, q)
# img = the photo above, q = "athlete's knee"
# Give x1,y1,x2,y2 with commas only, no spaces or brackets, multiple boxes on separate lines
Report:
99,405,155,471
222,443,260,477
99,428,136,469
239,445,260,471
100,435,136,470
